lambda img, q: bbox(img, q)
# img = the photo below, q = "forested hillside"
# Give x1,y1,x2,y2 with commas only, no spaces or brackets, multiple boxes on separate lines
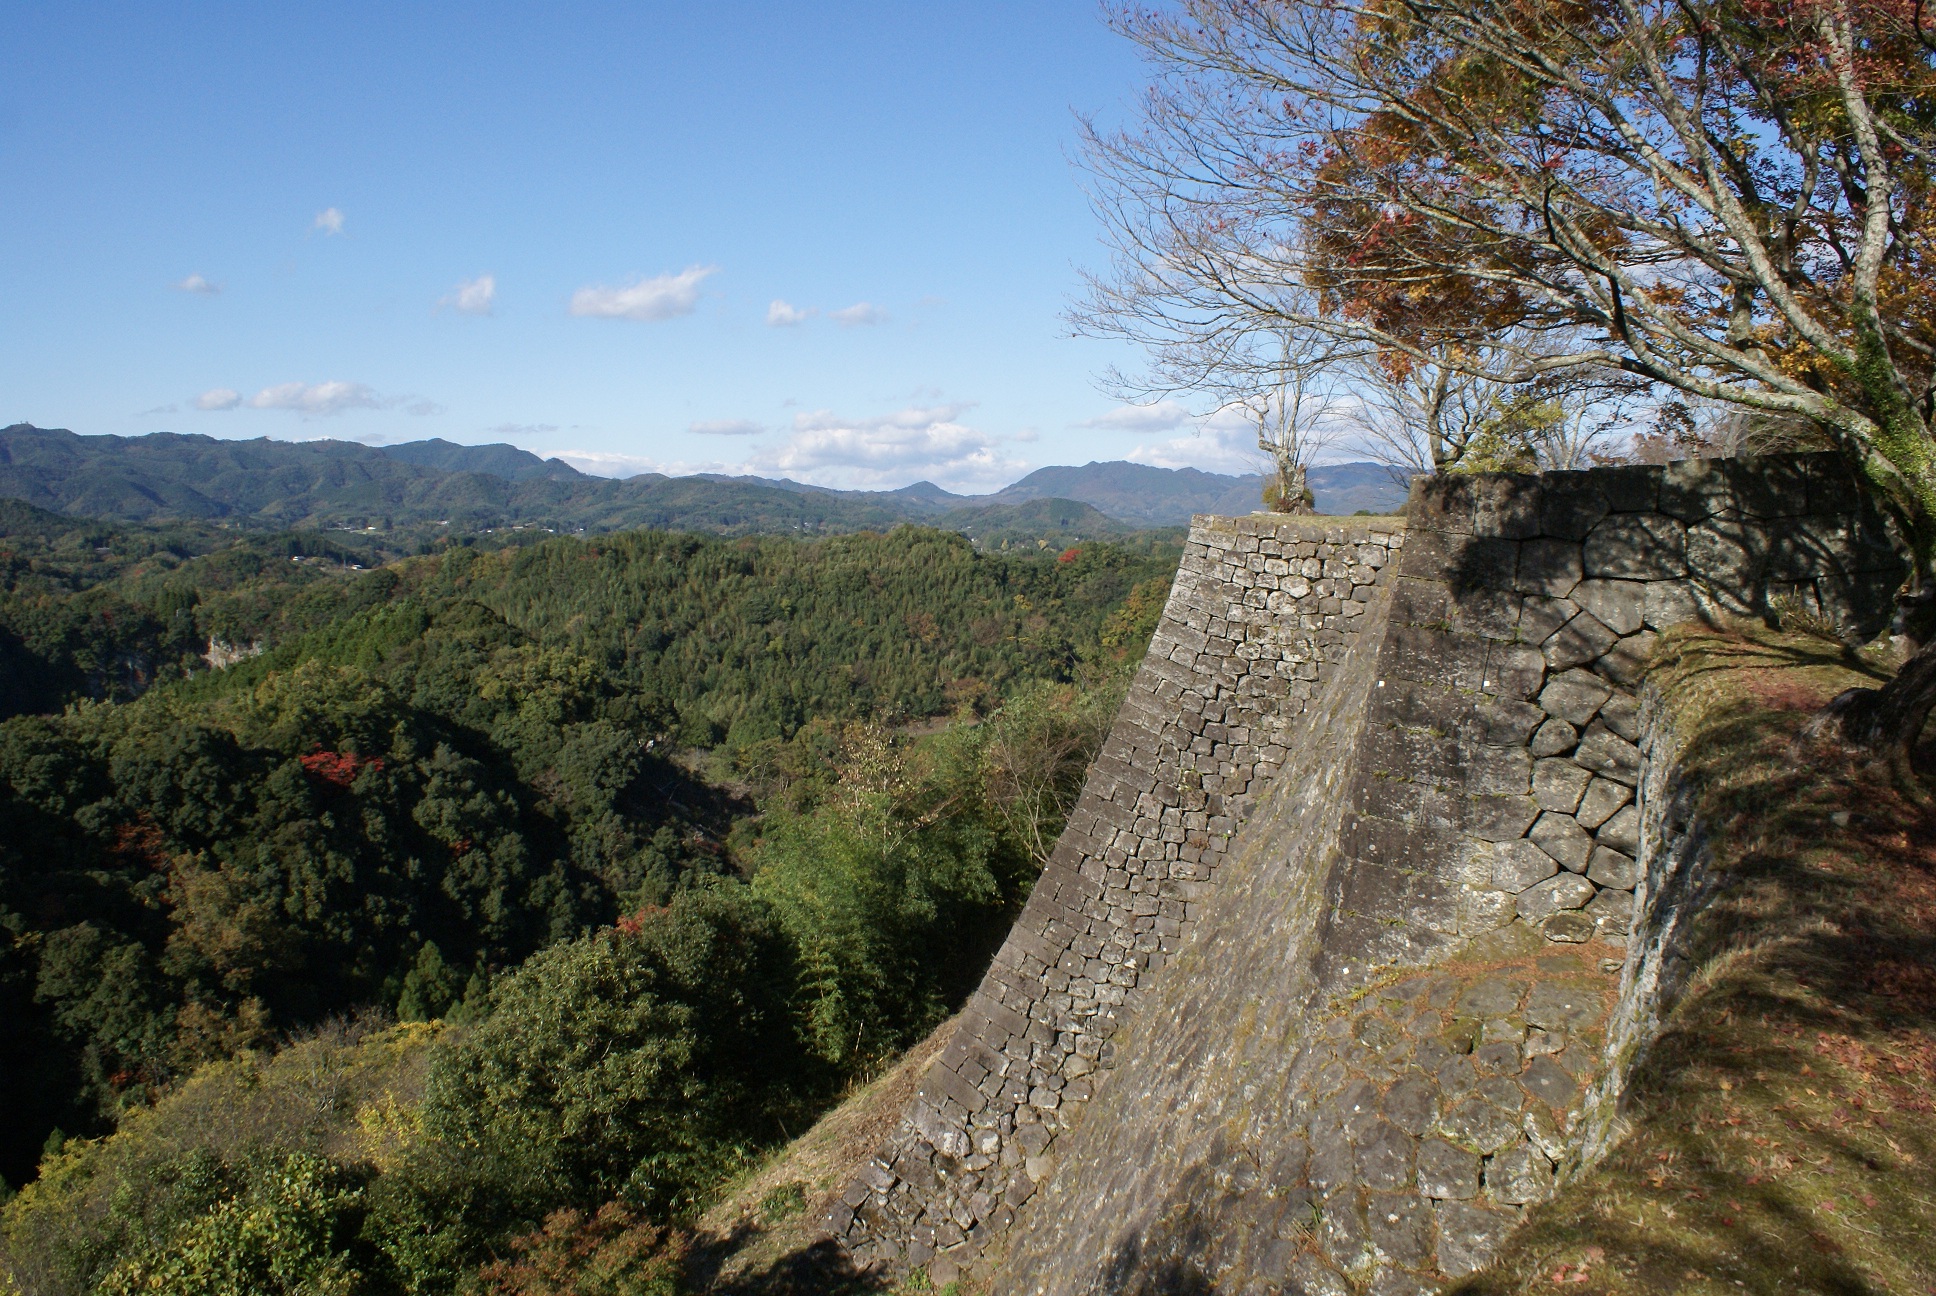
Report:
0,503,1176,1295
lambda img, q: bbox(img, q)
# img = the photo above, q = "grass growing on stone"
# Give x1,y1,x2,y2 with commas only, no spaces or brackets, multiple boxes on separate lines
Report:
1456,623,1936,1295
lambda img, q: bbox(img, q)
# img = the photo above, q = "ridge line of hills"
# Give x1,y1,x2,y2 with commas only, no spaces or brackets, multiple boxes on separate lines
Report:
0,424,1410,537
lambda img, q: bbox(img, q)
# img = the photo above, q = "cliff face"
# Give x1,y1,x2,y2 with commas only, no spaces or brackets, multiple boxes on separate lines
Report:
825,454,1904,1294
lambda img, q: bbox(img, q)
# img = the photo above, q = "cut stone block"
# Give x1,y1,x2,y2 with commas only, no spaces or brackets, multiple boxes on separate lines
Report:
1583,512,1688,580
1542,912,1597,942
1594,630,1659,687
1517,594,1576,645
1596,691,1642,742
1529,717,1579,758
1482,642,1546,700
1486,1141,1555,1205
1569,578,1646,635
1532,758,1593,813
1516,872,1596,923
1416,1138,1482,1199
1586,846,1639,891
1524,982,1601,1032
1460,887,1519,933
1574,721,1642,786
1435,1200,1519,1278
1585,885,1634,938
1366,1192,1435,1269
1529,811,1594,873
1538,669,1613,726
1597,805,1641,855
1440,1092,1525,1154
1644,579,1707,631
1544,611,1620,671
1490,842,1558,894
1574,777,1632,831
1515,538,1583,598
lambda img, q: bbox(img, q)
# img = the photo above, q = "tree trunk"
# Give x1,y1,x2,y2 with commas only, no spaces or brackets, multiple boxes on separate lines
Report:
1807,636,1936,760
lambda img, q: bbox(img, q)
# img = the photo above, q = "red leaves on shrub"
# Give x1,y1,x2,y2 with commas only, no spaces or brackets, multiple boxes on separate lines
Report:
298,747,383,790
1058,546,1082,563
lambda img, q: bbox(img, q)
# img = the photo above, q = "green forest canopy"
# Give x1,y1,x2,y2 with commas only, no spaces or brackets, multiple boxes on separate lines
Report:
0,508,1177,1294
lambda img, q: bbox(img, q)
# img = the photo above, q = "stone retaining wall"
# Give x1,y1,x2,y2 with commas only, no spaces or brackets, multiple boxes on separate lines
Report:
974,453,1902,1294
822,514,1409,1278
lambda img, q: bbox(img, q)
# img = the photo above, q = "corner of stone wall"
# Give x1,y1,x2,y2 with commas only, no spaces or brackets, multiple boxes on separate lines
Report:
975,454,1904,1296
820,513,1408,1282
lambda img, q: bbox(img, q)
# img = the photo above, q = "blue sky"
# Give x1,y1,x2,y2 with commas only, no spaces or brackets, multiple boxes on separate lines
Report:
0,1,1263,491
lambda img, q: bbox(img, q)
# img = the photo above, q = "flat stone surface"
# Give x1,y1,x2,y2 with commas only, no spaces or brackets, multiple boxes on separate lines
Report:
1583,513,1688,580
1574,721,1642,785
1416,1137,1481,1199
1543,611,1620,671
1574,777,1631,830
1515,538,1582,598
1542,911,1597,942
1529,717,1579,757
1438,1096,1524,1154
1487,1142,1554,1205
1520,1055,1581,1108
1516,872,1597,922
1597,804,1641,855
1367,1191,1436,1269
1532,758,1592,813
1491,840,1559,893
1435,1200,1520,1278
1383,1074,1440,1136
1529,811,1594,872
1569,578,1646,635
1586,845,1639,890
1524,981,1602,1032
1537,669,1612,726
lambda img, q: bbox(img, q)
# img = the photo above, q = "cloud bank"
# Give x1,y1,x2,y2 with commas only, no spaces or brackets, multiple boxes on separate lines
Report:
559,405,1024,492
690,419,764,437
571,265,717,321
194,381,438,418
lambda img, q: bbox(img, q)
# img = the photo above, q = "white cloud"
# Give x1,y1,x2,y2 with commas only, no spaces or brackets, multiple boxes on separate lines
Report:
174,273,220,295
746,403,1021,491
553,450,705,479
570,265,717,321
195,388,242,411
690,419,764,437
1125,412,1260,474
247,381,381,415
443,274,496,315
1077,401,1197,433
487,423,560,438
403,399,445,417
829,302,888,327
766,299,814,327
313,207,345,236
556,403,1023,491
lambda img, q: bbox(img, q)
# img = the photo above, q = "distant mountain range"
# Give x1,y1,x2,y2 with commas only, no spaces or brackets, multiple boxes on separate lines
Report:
0,425,1412,538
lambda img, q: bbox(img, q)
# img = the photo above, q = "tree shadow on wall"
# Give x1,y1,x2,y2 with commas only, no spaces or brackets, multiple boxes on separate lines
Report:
1089,1159,1249,1296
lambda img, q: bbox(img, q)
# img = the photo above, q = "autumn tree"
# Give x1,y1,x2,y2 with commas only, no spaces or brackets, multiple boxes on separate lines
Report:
1081,0,1936,753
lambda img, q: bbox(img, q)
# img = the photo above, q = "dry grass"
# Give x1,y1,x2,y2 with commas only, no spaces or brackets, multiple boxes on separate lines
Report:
1456,624,1936,1296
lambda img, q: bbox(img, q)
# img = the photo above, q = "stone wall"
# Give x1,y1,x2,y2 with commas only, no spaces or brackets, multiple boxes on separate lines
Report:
971,452,1902,1295
822,514,1409,1279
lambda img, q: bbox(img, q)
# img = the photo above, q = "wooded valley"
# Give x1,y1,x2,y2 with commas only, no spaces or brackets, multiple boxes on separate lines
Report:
0,499,1177,1294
